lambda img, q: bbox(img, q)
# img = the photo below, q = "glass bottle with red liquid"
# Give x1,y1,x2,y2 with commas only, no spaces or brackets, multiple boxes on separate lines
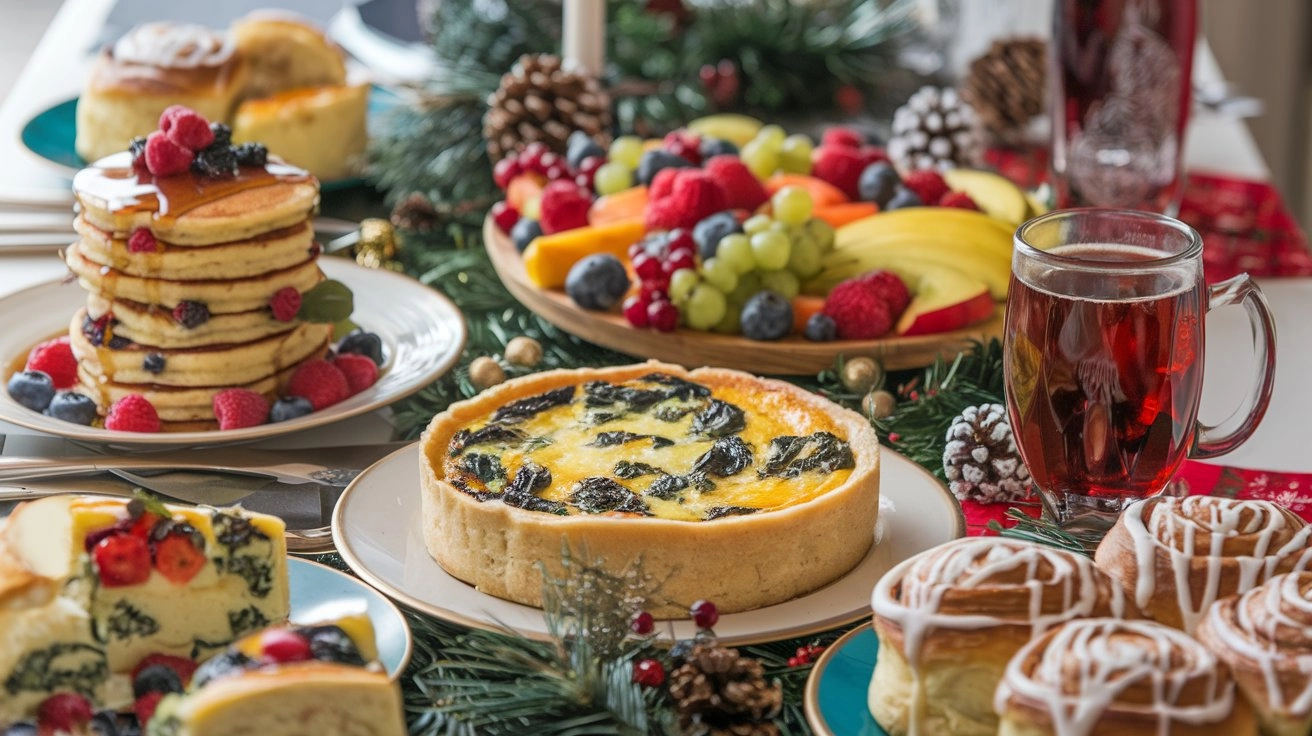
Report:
1051,0,1198,214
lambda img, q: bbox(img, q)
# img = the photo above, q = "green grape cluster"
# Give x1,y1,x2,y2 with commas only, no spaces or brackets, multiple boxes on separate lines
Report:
739,125,814,180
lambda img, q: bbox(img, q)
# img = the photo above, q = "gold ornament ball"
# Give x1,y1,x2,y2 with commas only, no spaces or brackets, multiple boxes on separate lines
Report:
358,218,399,260
469,357,506,390
841,357,881,394
505,336,543,368
863,390,898,420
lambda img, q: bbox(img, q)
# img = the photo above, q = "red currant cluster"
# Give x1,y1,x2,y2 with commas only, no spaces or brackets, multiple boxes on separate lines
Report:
787,643,826,668
621,229,697,332
86,504,206,587
493,142,605,192
630,599,721,689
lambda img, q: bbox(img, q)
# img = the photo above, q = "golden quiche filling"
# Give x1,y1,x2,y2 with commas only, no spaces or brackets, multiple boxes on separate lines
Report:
443,372,855,521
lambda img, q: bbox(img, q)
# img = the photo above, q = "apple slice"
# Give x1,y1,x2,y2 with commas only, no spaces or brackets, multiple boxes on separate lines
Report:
942,169,1030,227
890,262,996,336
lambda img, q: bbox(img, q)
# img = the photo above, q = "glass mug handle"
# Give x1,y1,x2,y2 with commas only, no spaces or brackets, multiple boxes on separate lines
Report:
1191,274,1278,459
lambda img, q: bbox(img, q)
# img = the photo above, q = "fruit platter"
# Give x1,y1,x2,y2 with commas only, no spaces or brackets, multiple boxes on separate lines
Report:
484,112,1043,374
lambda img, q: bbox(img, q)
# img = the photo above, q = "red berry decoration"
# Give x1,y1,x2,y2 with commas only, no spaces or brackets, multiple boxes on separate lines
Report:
25,336,77,389
491,200,521,232
37,693,93,733
332,353,379,396
212,388,270,430
269,287,301,322
493,156,522,190
260,629,313,663
664,229,696,256
939,191,981,211
287,359,350,410
632,658,666,688
664,250,696,273
93,533,152,587
133,691,166,725
630,610,655,636
127,228,159,254
163,108,214,151
153,533,206,584
544,164,569,181
622,295,650,328
901,170,950,207
632,252,663,281
519,142,548,173
143,131,194,177
105,394,161,433
690,599,719,630
647,299,679,332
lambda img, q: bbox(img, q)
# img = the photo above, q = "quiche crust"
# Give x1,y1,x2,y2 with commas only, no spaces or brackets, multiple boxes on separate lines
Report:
419,361,881,617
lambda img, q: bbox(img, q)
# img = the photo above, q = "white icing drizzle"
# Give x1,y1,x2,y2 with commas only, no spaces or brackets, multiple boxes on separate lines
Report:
871,538,1125,736
1205,572,1312,717
996,619,1236,736
1124,496,1312,632
112,22,235,69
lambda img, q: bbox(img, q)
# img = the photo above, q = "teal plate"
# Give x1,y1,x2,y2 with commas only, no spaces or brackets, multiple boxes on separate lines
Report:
288,556,412,678
19,86,399,191
804,624,886,736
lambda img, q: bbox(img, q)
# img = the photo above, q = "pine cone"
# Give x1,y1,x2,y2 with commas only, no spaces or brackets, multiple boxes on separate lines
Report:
961,37,1047,141
483,54,612,163
887,86,983,172
390,193,440,232
669,643,782,736
943,403,1031,503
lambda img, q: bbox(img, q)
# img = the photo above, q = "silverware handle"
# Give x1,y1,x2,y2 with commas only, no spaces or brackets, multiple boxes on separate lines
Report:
0,457,277,484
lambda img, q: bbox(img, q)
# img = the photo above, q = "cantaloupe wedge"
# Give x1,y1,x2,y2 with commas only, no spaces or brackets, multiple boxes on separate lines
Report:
813,202,879,229
765,174,849,208
521,218,647,289
792,294,826,335
589,186,650,226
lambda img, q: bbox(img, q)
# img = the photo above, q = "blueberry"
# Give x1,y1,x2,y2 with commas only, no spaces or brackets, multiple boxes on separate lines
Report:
510,218,543,252
740,291,794,341
143,353,166,374
699,137,738,159
884,186,923,211
804,313,838,342
133,663,184,698
636,149,692,186
565,254,631,311
46,391,98,425
692,211,741,261
191,651,254,688
1,722,38,736
858,162,901,207
337,331,384,366
304,625,366,666
565,131,606,171
271,396,314,423
7,371,54,412
172,301,210,329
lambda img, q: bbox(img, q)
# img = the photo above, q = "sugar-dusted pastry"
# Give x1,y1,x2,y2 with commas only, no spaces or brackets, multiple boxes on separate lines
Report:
1197,572,1312,736
996,618,1256,736
229,12,347,100
76,23,247,163
419,362,880,617
1094,496,1312,632
868,538,1134,736
232,84,369,181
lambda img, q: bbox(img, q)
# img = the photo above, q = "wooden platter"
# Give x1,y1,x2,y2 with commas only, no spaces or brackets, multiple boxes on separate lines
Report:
484,217,1004,375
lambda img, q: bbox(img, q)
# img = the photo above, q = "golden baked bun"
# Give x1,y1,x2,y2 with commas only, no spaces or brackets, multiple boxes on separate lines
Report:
1197,572,1312,736
869,538,1135,736
232,85,368,181
230,13,346,99
996,618,1257,736
1094,496,1312,633
76,23,247,163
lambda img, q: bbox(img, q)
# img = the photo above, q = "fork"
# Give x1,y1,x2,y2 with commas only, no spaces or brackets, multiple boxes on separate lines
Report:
0,453,364,487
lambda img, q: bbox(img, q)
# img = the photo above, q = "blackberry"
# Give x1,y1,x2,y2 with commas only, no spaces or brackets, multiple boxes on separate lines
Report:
172,301,210,328
128,136,148,164
209,122,232,148
143,353,166,374
132,663,184,697
107,334,130,350
234,142,268,167
191,145,238,178
46,391,98,425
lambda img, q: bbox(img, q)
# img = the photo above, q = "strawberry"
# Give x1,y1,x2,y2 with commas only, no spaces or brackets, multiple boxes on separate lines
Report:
212,388,269,430
821,127,864,149
811,146,866,200
902,170,950,207
132,654,199,687
162,107,214,151
538,180,592,234
144,131,194,177
939,191,980,211
259,629,313,663
133,691,166,725
127,228,160,254
702,155,769,211
286,359,350,411
269,286,301,322
332,353,378,396
153,532,206,584
37,693,93,733
105,394,161,432
644,170,728,232
24,336,77,389
93,533,152,587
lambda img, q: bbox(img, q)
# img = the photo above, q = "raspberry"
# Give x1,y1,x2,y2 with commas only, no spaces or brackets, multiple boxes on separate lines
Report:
703,155,769,211
132,654,199,687
538,180,592,235
172,300,210,328
105,394,161,432
144,131,194,177
212,388,269,430
153,532,206,584
260,629,313,663
648,167,682,203
939,191,980,211
133,692,166,726
162,107,214,151
822,277,895,339
37,693,93,733
858,270,912,314
333,353,378,396
269,287,301,322
158,105,191,134
644,170,728,232
128,228,158,254
811,146,866,200
287,359,350,411
821,127,865,149
902,170,950,208
25,336,77,389
93,533,152,586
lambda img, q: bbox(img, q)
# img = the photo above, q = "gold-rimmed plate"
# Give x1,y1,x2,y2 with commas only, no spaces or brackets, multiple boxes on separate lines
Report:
333,443,964,646
803,623,885,735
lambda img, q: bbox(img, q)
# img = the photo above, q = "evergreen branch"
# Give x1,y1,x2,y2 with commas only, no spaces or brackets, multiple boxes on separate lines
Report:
991,509,1103,556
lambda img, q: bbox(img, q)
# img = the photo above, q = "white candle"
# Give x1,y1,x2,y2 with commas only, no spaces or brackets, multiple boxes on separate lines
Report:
562,0,605,77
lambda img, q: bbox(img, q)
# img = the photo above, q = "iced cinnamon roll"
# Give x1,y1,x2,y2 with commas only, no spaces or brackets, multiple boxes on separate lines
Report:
76,22,247,162
1095,496,1312,632
1197,572,1312,736
996,618,1256,736
869,538,1135,736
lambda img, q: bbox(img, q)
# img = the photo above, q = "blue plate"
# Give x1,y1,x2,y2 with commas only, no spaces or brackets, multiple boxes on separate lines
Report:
19,86,399,191
288,557,412,678
804,624,887,736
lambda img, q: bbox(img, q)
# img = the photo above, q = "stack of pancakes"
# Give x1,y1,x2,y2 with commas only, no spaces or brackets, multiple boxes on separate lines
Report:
64,152,332,430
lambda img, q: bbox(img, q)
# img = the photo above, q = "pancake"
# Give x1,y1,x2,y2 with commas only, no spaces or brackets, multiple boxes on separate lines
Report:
74,216,316,281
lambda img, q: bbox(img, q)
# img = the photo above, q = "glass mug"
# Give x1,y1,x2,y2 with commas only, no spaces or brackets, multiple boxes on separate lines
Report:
1004,209,1276,533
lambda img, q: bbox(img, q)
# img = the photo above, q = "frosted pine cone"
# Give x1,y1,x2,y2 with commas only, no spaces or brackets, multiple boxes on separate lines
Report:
943,403,1031,503
887,86,983,172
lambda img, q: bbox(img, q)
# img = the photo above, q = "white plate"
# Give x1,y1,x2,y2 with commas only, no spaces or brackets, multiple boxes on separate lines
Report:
333,444,965,645
288,557,411,679
0,259,465,446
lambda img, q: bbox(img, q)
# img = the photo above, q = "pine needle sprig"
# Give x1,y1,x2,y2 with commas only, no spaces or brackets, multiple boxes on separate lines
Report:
989,509,1103,556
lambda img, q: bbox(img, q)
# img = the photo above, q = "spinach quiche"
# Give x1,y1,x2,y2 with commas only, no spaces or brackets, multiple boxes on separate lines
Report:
419,362,880,616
